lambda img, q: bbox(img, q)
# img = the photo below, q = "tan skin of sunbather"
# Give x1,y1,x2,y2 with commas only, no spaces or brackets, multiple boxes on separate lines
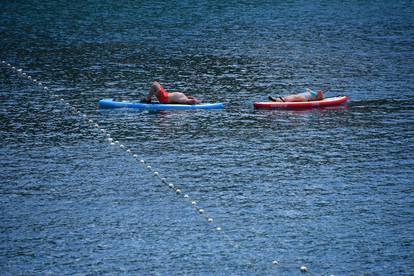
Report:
269,88,324,102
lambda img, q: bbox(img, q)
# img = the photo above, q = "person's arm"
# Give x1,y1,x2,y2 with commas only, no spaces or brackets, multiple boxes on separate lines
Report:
143,81,162,102
144,91,153,102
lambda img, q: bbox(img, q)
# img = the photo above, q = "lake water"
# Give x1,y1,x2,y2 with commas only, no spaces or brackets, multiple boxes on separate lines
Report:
1,1,413,275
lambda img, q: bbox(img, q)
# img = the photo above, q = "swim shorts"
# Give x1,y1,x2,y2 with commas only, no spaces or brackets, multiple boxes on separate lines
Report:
157,85,169,104
300,89,319,101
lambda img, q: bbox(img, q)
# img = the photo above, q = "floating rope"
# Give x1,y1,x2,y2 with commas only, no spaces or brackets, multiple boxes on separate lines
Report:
1,60,318,274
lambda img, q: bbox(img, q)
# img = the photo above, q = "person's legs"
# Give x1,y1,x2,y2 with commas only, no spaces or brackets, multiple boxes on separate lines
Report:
269,91,306,102
168,92,201,104
280,93,306,102
268,96,285,102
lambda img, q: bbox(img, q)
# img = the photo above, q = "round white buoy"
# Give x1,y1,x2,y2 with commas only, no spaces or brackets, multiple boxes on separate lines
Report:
300,266,308,272
216,227,221,231
184,194,189,198
169,183,174,189
191,201,196,206
176,189,181,194
207,218,213,223
153,172,159,176
146,165,152,170
272,260,279,266
198,209,204,214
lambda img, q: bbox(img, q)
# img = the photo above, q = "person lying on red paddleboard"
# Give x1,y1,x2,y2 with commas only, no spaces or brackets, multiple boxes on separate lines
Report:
141,81,201,104
269,88,324,102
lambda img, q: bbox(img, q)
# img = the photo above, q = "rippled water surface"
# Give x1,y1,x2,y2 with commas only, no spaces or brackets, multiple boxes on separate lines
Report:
1,1,413,275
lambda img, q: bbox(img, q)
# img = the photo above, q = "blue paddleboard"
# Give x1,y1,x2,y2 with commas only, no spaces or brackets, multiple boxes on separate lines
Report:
99,99,224,110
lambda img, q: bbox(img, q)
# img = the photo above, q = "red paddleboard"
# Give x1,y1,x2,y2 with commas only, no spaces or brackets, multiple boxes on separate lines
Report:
253,96,348,109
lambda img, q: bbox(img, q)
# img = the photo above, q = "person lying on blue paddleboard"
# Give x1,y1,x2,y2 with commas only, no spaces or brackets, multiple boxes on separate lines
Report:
268,88,324,102
141,81,201,104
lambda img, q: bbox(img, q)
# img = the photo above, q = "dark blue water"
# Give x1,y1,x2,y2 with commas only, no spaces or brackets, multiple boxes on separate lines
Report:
1,1,413,275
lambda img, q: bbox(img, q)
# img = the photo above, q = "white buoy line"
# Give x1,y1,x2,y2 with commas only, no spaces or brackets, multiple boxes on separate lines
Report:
1,60,317,274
